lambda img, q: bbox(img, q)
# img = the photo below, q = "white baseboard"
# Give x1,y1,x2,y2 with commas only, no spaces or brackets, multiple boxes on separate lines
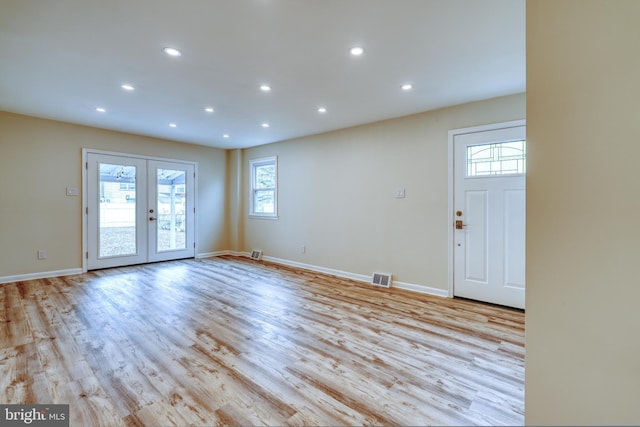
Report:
219,254,449,298
0,268,83,285
264,255,371,283
392,280,449,297
196,250,239,259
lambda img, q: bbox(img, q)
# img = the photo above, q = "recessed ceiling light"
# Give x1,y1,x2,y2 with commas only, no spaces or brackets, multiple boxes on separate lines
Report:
205,107,214,113
318,107,327,113
163,47,182,57
261,123,270,128
350,46,364,56
169,123,177,128
121,84,135,91
260,84,272,92
401,83,414,91
223,134,230,139
95,107,106,113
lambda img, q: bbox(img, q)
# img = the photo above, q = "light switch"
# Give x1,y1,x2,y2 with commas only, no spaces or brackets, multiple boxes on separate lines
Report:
395,188,405,199
66,187,78,196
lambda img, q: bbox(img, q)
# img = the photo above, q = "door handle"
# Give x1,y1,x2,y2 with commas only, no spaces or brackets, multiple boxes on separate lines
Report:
455,220,466,230
149,216,157,221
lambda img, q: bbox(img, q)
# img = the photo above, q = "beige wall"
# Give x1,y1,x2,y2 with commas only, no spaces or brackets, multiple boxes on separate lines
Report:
240,94,525,291
226,148,244,253
0,112,229,278
526,1,640,424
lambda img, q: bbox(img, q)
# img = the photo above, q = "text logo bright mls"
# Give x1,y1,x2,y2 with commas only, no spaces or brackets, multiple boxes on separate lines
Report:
1,405,69,427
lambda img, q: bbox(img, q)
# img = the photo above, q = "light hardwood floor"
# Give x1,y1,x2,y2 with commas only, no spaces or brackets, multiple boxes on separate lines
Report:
0,256,524,426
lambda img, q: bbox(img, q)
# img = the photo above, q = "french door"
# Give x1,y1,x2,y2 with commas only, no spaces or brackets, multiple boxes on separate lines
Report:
85,152,195,270
451,122,526,309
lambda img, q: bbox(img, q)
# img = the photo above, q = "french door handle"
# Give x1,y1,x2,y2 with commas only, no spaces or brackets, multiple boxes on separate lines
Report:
455,220,466,229
149,216,157,221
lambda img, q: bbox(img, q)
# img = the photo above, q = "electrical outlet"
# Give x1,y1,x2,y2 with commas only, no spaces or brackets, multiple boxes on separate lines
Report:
300,245,306,254
37,249,47,260
395,188,405,198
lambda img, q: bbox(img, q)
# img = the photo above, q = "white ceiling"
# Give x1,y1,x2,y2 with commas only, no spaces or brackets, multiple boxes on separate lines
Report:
0,0,525,149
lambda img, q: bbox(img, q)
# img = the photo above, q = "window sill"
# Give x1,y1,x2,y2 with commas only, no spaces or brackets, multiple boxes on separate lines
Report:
249,214,279,221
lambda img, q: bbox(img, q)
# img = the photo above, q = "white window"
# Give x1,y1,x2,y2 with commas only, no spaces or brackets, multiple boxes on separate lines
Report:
250,156,277,218
467,140,526,177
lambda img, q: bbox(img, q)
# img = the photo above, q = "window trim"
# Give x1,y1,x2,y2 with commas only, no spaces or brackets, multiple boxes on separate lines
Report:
249,156,278,219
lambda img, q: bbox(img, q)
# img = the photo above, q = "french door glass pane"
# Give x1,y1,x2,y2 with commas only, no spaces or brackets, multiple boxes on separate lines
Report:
99,163,137,257
157,168,187,252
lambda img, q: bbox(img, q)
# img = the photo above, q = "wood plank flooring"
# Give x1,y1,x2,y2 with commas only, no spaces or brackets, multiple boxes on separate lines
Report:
0,256,524,426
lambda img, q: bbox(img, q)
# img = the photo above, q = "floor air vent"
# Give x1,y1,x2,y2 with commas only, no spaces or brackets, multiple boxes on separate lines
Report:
250,249,262,260
372,272,392,288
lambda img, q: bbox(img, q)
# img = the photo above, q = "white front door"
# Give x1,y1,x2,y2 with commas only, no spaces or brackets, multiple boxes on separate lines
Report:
85,152,195,270
451,123,526,309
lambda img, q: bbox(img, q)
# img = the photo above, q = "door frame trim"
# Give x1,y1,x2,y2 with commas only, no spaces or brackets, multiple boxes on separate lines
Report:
447,119,526,298
81,148,199,273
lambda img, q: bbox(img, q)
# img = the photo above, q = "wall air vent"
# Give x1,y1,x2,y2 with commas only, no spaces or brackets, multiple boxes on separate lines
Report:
250,249,262,260
372,272,392,288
